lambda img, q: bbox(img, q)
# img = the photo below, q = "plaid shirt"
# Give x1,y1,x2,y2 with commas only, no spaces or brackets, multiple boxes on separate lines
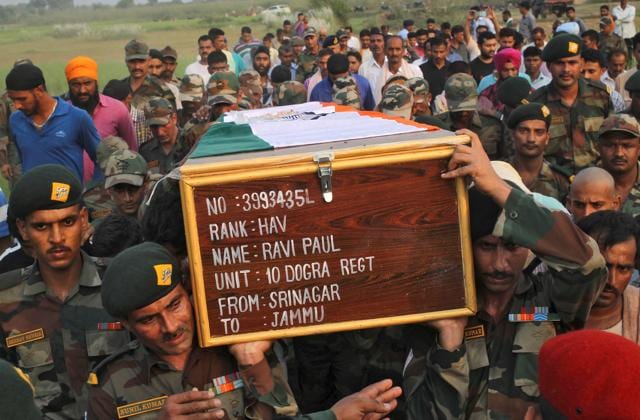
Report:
129,107,151,148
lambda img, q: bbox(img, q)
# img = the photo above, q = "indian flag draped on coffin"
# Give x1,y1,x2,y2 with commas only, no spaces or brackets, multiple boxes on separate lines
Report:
189,102,438,158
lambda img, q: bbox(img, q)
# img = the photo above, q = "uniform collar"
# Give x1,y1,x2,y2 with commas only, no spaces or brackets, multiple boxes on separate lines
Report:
137,339,202,384
23,250,101,297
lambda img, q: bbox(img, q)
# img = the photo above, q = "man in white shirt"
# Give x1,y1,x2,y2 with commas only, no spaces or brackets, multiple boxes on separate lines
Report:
358,29,386,93
185,35,214,83
397,19,415,40
523,46,550,89
367,35,422,105
612,0,636,59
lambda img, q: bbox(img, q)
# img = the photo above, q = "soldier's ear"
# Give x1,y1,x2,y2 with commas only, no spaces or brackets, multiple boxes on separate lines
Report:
16,218,28,241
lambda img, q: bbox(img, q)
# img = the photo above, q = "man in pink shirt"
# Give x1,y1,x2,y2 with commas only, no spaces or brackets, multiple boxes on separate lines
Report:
65,56,136,182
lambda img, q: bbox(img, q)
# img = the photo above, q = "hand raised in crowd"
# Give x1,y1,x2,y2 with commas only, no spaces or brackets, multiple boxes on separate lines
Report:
0,163,12,180
331,379,403,420
229,340,272,366
442,129,512,207
157,389,224,420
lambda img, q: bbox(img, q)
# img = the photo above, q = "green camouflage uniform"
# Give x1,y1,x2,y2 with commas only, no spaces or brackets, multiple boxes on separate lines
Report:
0,253,130,419
0,92,22,187
598,31,625,59
619,162,640,217
332,76,361,110
296,51,319,83
139,97,187,175
528,78,612,175
87,340,318,419
423,112,504,158
274,81,307,106
507,158,570,202
292,327,408,419
404,188,607,420
82,136,130,224
380,84,413,119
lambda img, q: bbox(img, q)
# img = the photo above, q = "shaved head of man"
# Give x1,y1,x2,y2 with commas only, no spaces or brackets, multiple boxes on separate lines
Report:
566,167,621,221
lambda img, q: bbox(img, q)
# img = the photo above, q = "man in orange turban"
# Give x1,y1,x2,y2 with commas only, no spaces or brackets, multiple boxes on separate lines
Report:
64,56,136,182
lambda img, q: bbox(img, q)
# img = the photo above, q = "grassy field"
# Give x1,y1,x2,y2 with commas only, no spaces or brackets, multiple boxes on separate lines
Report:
0,0,633,96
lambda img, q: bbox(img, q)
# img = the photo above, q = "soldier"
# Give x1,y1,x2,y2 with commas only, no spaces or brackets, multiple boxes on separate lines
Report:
82,136,129,225
404,131,606,419
273,81,307,106
139,98,186,176
178,74,204,128
565,167,620,222
507,103,570,202
380,84,413,119
104,149,149,221
599,16,625,61
597,114,640,217
89,242,401,419
529,33,612,175
121,39,176,114
0,165,130,418
332,76,361,110
160,45,180,87
296,27,320,83
416,74,503,159
405,77,431,118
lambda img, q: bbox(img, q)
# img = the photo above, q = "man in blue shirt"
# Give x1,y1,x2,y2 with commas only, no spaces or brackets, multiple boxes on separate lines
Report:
310,54,375,110
5,64,101,183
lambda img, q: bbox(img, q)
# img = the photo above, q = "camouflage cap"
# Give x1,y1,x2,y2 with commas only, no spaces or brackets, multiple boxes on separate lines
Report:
541,33,581,62
239,70,262,90
304,26,317,38
445,73,478,113
96,136,129,172
381,75,408,98
144,96,174,126
208,93,237,106
405,77,430,104
598,114,640,139
600,16,613,26
125,39,149,61
275,81,307,106
380,84,414,119
291,36,305,47
179,74,204,103
332,76,361,109
8,164,82,221
336,29,349,40
102,242,181,319
160,45,177,60
207,71,239,96
104,149,148,189
237,92,253,110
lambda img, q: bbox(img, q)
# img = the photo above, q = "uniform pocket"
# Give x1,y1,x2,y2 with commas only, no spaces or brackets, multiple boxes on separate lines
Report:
85,330,130,357
15,336,53,369
583,116,604,133
218,388,245,419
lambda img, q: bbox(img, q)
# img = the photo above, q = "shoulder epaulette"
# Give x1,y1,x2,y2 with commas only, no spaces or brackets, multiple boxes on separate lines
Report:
87,340,139,386
584,78,609,92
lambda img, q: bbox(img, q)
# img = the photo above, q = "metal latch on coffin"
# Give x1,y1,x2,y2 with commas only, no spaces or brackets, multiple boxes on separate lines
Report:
313,153,334,203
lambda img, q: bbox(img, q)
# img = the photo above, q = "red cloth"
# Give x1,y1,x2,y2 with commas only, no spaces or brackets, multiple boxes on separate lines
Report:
493,48,521,73
539,330,640,418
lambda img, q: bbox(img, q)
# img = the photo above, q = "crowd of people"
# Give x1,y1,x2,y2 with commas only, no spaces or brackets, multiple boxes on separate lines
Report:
1,0,640,418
